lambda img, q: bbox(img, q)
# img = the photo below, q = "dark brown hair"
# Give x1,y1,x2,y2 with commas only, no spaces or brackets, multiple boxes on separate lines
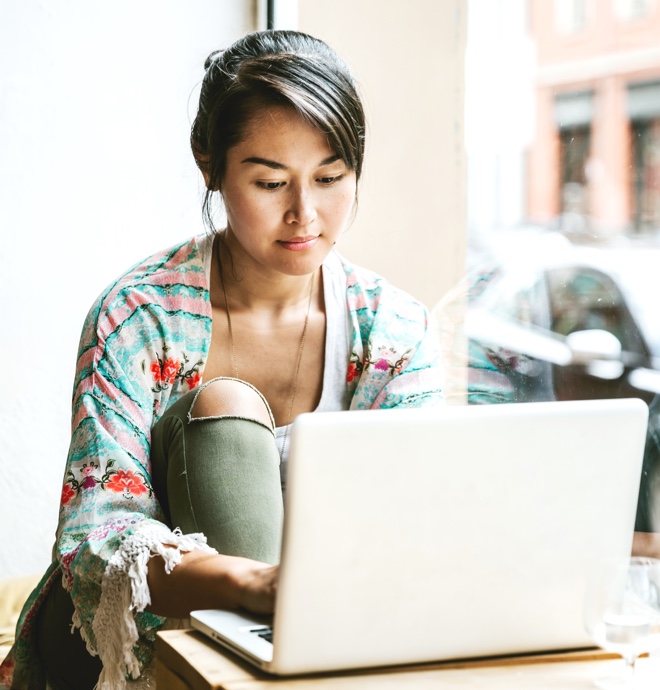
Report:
190,30,366,230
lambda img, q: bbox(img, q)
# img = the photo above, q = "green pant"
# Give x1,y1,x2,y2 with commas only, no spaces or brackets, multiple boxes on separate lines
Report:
38,378,283,689
150,378,284,564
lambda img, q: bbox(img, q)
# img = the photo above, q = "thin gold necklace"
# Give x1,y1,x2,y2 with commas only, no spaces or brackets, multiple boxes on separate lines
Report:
217,239,315,463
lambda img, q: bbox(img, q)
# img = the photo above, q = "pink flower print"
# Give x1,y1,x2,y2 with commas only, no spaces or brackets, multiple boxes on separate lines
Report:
61,483,76,506
187,371,202,390
147,349,200,392
161,358,180,385
106,470,148,497
80,463,98,489
86,520,130,543
149,360,162,382
374,358,389,371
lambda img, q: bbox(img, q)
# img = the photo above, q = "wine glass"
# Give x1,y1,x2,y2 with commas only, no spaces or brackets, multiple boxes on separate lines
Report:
584,557,660,688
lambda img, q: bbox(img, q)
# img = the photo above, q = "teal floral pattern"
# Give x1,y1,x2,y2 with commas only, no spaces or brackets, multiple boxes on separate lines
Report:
0,234,443,689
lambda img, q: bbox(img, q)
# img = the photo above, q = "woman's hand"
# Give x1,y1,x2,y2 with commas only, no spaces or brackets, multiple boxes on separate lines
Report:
233,561,279,614
147,548,279,618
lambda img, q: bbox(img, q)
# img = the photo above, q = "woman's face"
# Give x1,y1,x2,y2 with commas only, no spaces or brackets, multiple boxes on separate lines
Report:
220,105,357,278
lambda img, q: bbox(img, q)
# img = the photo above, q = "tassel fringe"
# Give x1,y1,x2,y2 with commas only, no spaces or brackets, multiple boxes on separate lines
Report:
76,524,214,689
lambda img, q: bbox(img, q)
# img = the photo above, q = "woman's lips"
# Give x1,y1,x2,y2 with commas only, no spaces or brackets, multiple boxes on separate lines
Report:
278,236,319,251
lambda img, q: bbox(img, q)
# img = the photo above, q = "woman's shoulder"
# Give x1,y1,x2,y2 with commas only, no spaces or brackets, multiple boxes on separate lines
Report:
331,251,388,287
101,233,211,301
331,251,429,320
78,234,213,355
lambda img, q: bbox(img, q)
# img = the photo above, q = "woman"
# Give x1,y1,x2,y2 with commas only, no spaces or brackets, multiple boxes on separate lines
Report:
1,30,442,689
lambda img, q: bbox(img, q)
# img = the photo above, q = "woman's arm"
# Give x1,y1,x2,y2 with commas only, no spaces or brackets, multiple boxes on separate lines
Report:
55,237,217,683
146,549,278,617
632,532,660,559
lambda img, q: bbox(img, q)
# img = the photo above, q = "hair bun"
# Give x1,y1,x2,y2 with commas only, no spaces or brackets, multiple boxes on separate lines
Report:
204,50,223,70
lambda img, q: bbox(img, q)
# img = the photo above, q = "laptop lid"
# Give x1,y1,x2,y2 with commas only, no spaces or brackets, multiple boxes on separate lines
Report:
267,398,648,674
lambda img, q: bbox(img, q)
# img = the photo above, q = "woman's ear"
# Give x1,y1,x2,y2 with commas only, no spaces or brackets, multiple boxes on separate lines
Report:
193,148,219,190
200,166,221,192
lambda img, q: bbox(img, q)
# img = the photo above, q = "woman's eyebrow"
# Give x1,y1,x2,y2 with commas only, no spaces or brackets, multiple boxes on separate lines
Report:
241,157,286,169
241,154,342,169
319,154,341,166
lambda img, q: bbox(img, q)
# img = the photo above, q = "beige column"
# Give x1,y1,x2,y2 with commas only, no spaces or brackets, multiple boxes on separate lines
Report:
590,75,630,236
528,86,561,223
297,1,467,309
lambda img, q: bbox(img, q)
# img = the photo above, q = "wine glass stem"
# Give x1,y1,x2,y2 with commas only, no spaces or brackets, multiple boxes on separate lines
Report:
623,655,636,684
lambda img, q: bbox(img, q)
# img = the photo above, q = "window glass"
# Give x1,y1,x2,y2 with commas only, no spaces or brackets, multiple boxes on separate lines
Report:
447,0,660,532
632,116,660,230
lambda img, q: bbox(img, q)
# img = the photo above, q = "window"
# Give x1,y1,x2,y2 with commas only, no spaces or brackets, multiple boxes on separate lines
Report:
463,1,660,404
559,126,591,215
614,0,654,20
631,118,660,232
554,91,594,225
463,0,660,530
555,0,589,33
628,81,660,232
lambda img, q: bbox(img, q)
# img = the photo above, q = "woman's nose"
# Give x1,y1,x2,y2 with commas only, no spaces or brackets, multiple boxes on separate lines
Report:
284,187,317,226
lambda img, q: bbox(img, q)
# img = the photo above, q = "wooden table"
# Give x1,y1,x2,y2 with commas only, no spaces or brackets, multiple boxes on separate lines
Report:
156,629,660,689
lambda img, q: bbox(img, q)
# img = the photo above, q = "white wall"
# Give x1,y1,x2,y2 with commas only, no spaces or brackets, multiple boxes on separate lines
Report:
0,1,254,579
0,0,468,579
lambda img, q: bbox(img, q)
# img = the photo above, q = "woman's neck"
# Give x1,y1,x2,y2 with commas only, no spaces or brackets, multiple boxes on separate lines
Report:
213,231,319,314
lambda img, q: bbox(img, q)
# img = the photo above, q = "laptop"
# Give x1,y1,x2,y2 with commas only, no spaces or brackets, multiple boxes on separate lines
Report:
191,398,649,675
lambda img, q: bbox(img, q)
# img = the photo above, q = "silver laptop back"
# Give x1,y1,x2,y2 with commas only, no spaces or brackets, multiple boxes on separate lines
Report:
269,399,648,674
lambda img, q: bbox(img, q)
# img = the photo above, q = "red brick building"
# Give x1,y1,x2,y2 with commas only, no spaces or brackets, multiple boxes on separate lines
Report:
529,0,660,236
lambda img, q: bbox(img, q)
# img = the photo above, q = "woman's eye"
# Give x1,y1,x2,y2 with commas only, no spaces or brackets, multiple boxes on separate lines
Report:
317,175,343,185
257,181,285,190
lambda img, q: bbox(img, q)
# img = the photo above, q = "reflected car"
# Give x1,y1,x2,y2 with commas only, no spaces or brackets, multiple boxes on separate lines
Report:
457,248,659,406
437,234,660,534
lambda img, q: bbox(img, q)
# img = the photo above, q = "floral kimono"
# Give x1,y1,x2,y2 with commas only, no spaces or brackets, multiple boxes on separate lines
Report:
1,233,443,689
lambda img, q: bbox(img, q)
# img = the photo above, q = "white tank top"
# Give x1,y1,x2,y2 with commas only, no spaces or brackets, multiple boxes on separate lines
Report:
275,251,351,488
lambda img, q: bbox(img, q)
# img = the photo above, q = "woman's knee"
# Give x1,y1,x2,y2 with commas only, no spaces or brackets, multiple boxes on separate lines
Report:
190,378,274,430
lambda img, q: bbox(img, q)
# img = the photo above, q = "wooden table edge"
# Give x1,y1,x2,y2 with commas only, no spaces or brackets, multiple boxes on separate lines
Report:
156,628,620,687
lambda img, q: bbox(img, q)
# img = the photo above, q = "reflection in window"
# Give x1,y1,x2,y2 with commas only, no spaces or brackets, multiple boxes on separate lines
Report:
632,118,660,231
546,267,650,356
451,0,660,531
461,0,660,393
555,91,593,221
560,127,591,214
628,81,660,233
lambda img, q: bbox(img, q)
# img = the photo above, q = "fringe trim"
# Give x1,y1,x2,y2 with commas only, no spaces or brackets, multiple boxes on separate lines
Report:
86,524,214,689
